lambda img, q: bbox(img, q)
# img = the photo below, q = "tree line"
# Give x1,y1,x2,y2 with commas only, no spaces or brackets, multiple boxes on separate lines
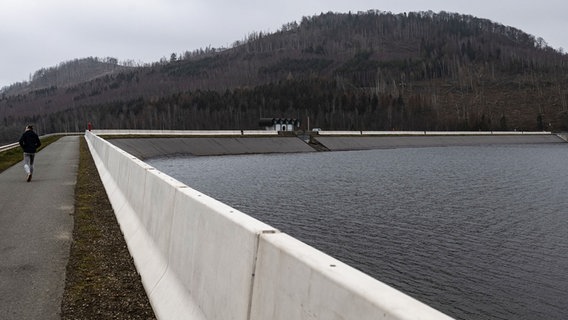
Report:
32,76,565,137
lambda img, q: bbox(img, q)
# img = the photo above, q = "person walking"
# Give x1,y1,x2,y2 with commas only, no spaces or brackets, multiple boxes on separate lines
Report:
18,125,41,182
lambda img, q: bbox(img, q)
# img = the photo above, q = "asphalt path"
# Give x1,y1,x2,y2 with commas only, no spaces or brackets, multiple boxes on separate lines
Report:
0,136,79,320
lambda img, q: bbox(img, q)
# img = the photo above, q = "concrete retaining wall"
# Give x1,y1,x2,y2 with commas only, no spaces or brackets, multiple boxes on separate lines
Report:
318,130,553,136
85,131,453,320
108,136,315,159
315,133,564,151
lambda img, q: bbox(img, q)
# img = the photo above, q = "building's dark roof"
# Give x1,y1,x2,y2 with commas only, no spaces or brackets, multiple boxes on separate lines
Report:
259,118,301,127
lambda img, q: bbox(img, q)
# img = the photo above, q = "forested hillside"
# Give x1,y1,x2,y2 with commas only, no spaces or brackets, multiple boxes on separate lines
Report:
1,57,128,96
1,10,567,143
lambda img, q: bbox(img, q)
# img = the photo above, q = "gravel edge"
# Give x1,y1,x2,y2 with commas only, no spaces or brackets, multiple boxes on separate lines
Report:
60,137,156,319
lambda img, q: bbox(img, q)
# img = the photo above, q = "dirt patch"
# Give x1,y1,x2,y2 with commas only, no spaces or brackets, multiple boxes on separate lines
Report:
61,138,155,319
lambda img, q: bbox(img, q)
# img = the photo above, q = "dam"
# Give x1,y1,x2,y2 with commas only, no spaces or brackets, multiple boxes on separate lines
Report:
87,130,565,319
106,130,563,158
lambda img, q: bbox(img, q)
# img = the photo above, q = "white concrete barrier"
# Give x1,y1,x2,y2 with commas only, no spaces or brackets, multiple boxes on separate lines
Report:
91,129,244,136
84,131,454,320
362,131,426,135
424,131,552,135
318,130,364,135
162,187,276,320
90,129,278,136
242,130,278,135
251,233,453,320
319,130,553,136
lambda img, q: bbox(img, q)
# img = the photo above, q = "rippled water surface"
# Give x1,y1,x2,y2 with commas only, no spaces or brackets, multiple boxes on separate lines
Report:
147,144,568,320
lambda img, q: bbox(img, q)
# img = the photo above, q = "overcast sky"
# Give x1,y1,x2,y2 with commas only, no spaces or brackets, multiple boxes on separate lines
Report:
1,0,566,88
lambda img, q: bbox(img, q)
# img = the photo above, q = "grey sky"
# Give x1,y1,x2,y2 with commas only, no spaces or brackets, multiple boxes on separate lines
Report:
1,0,566,88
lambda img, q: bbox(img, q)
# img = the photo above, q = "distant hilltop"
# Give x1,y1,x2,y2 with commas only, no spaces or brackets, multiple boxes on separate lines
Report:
1,57,132,96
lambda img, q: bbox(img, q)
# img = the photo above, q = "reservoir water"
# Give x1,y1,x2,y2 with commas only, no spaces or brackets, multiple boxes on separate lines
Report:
147,144,568,320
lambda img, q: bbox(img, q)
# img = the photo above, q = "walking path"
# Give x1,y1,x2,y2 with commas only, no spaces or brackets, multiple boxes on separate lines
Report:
0,136,79,320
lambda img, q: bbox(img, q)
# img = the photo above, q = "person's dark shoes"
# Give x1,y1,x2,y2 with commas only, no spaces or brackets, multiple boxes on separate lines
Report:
26,174,32,182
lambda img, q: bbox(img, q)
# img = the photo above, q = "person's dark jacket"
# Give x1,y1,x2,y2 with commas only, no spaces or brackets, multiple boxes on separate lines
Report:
19,130,41,153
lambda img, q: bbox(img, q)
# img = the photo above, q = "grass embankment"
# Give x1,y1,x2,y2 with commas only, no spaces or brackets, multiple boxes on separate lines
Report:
60,138,155,319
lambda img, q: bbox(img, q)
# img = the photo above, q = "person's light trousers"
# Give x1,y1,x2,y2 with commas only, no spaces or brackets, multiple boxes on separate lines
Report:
23,153,35,175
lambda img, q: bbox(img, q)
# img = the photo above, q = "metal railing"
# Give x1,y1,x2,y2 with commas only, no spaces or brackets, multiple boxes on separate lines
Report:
0,142,19,153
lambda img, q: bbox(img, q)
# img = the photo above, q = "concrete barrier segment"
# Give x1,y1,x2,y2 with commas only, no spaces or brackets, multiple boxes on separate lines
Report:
123,158,153,223
317,130,553,136
318,130,364,135
107,174,164,300
103,144,128,187
242,130,278,135
167,186,278,320
149,269,208,320
141,170,185,255
92,129,245,136
126,217,168,294
107,154,145,240
114,160,172,296
362,131,427,135
251,233,454,320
